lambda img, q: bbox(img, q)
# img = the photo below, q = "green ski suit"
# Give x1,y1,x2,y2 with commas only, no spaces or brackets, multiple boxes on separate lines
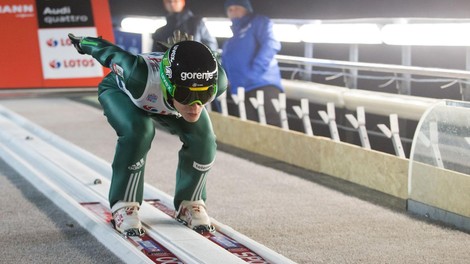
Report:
78,37,227,210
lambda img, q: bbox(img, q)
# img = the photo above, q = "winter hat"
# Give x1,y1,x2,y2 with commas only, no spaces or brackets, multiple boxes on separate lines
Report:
224,0,253,13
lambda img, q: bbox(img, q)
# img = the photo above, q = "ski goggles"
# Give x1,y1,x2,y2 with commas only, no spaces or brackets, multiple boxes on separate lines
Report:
172,84,217,105
159,60,218,105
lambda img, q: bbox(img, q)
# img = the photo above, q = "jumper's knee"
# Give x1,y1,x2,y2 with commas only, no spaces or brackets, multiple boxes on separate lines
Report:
119,118,155,151
188,131,217,164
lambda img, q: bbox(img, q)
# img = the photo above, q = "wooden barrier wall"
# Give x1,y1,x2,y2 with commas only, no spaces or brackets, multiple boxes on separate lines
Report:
209,112,470,220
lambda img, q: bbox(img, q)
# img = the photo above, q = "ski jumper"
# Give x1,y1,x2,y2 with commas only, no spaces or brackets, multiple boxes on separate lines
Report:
78,37,227,210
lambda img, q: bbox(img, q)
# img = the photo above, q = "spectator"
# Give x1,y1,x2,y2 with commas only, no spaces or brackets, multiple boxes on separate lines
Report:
152,0,218,51
222,0,284,127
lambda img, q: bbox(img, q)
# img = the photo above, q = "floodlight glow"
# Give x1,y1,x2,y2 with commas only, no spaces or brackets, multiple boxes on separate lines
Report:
205,20,233,38
205,20,301,42
381,23,470,46
273,24,301,43
299,23,382,44
121,17,166,34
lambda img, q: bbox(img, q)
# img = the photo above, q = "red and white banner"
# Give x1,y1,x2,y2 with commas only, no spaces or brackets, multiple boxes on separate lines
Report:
38,27,103,79
0,0,114,89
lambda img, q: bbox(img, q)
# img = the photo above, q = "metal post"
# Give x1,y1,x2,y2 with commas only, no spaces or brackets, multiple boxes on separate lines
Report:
217,91,228,116
345,106,371,149
462,47,470,101
349,44,359,89
400,46,412,95
249,90,266,125
232,87,247,121
303,42,314,81
292,98,313,136
377,114,405,158
272,93,289,130
318,102,340,141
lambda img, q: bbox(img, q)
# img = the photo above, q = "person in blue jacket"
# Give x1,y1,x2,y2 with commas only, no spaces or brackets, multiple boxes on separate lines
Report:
221,0,284,127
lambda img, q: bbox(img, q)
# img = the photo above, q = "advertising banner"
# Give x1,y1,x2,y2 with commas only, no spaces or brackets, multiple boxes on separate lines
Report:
38,27,103,79
0,0,114,89
36,0,103,80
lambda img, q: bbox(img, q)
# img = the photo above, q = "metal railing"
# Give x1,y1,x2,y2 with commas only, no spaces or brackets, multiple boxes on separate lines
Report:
276,55,470,79
274,54,470,120
221,56,470,158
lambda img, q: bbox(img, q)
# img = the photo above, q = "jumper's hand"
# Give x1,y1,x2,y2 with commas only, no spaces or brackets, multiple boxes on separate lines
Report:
68,33,85,54
167,30,194,45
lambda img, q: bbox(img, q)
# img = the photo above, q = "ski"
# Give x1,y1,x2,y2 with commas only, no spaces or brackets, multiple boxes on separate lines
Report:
145,199,270,264
81,202,183,264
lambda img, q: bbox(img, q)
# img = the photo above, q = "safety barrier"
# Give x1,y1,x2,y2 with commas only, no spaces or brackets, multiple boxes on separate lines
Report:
209,98,470,233
214,79,440,158
207,56,470,232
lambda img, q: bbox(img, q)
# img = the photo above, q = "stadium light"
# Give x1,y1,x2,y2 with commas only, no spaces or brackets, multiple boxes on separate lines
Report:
204,19,233,38
120,17,166,34
381,23,470,46
121,16,303,42
273,24,301,43
299,23,382,44
120,16,470,47
205,20,302,42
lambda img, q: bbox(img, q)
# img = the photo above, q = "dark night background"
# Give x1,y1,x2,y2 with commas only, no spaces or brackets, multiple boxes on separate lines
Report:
108,0,470,72
108,0,470,23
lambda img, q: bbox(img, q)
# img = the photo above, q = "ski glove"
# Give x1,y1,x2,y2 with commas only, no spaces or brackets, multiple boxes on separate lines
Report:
68,33,85,54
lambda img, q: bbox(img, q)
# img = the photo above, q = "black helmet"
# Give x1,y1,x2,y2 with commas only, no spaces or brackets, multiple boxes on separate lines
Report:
160,41,218,105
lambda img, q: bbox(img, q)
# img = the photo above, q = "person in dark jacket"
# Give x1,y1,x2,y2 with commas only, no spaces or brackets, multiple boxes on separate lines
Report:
221,0,284,127
152,0,218,51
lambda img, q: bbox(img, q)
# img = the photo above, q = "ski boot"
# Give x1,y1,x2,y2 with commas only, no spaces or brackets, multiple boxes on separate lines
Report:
111,201,145,237
176,200,215,233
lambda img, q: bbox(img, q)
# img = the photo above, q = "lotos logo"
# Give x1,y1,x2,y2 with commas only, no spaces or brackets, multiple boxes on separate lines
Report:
46,38,71,48
46,38,59,47
63,59,95,68
49,59,95,69
60,37,72,46
180,71,214,82
49,60,61,69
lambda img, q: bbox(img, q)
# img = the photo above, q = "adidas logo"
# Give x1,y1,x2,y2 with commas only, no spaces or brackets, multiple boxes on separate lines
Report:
128,158,145,170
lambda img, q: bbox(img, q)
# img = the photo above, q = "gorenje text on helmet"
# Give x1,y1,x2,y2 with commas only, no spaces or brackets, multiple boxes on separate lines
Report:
180,71,215,82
